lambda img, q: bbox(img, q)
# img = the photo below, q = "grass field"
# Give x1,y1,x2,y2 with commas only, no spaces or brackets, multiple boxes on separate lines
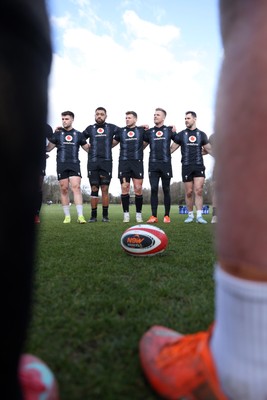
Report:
27,203,217,399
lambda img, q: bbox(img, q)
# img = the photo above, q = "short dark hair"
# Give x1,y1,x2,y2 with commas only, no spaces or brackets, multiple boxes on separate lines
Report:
155,107,167,117
126,111,137,119
61,111,74,119
95,107,107,114
185,111,197,118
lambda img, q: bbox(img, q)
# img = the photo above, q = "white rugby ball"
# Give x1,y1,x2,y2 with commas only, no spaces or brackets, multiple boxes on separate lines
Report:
121,224,168,256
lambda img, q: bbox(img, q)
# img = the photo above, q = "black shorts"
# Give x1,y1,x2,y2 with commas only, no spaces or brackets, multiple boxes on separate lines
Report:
182,164,206,182
88,160,112,186
57,162,82,180
118,159,144,182
148,161,173,178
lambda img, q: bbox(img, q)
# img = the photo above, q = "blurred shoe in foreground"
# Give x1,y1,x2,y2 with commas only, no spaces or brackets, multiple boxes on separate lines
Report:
19,354,59,400
139,325,227,400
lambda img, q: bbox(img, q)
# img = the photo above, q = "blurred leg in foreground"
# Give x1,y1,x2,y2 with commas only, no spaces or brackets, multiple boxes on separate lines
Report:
0,1,57,399
139,1,267,399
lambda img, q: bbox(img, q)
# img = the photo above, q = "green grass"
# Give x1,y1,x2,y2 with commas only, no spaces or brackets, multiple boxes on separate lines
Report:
27,204,217,399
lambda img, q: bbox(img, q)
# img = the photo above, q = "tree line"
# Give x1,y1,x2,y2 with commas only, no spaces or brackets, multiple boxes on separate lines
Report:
43,175,213,206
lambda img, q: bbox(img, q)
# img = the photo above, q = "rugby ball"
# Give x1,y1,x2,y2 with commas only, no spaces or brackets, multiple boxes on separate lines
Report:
121,224,168,256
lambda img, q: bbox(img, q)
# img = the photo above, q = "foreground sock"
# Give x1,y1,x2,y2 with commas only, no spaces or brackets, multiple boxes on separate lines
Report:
211,265,267,400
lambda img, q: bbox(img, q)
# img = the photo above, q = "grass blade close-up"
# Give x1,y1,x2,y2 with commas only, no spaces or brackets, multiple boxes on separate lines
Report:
27,203,217,400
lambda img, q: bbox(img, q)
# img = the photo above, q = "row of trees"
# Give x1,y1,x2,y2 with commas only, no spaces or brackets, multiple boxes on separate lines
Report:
43,175,214,205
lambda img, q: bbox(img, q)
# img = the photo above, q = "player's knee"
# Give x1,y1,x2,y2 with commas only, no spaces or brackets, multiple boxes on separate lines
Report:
101,184,109,194
134,184,142,194
61,187,69,196
163,187,170,195
186,191,193,198
122,181,130,191
195,187,203,197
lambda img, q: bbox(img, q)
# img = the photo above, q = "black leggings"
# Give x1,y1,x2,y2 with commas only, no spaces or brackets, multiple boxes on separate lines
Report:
149,174,171,217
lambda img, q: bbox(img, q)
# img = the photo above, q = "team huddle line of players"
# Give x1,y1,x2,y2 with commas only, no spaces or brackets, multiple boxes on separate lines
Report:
42,107,214,225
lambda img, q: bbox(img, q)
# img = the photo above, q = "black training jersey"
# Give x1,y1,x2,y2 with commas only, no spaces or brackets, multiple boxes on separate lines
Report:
173,128,209,166
143,125,176,163
83,123,120,162
49,128,87,164
114,126,145,161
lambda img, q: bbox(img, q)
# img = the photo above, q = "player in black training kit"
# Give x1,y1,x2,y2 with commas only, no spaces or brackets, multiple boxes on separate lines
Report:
171,111,212,224
113,111,148,223
144,108,177,224
47,111,89,224
83,107,120,222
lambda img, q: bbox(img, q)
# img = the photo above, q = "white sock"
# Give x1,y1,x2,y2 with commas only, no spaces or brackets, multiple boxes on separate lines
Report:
211,265,267,400
63,205,70,216
188,211,194,218
76,204,83,217
197,210,202,218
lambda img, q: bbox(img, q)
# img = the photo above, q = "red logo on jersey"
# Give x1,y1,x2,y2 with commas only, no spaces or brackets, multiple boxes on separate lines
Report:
189,135,196,143
156,131,163,138
97,128,104,134
65,135,73,142
128,131,135,138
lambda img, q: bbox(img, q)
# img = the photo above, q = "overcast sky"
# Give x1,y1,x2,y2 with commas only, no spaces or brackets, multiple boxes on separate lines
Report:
45,0,222,196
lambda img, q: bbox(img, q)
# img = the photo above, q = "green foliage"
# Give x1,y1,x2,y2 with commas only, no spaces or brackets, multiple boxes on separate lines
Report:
42,176,213,206
27,204,217,399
